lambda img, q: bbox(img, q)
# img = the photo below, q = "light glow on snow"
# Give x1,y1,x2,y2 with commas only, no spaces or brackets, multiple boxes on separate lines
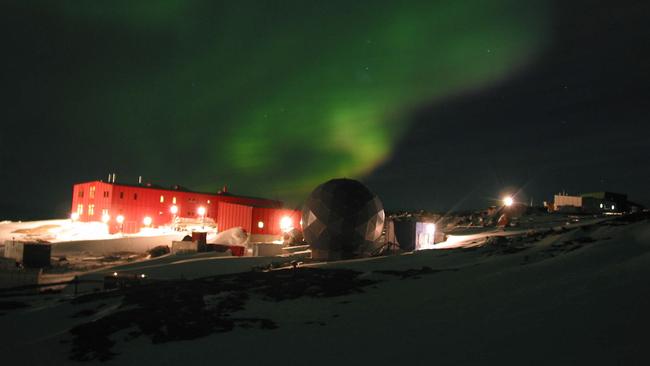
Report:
70,212,79,221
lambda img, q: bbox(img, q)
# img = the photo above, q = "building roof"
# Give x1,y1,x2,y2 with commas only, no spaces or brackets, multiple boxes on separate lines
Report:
78,180,284,207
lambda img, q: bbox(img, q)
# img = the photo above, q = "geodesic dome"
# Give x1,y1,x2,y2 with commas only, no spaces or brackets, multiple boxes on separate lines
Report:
302,178,385,261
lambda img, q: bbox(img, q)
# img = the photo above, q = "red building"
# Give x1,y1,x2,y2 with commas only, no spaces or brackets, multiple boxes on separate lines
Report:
70,180,301,236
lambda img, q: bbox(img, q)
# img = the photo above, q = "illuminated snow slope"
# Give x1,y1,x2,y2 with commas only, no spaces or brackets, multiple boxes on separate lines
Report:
2,216,650,365
0,219,185,244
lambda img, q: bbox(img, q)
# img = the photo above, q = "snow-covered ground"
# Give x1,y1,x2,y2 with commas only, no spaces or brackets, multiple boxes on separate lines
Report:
0,219,186,244
1,213,650,365
0,219,248,257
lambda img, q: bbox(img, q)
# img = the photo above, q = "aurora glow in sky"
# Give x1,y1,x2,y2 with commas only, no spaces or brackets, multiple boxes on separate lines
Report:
4,0,650,218
12,1,547,194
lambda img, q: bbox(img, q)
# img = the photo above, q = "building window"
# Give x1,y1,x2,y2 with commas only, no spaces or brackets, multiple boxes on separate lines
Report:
120,192,124,199
102,209,109,217
160,195,165,203
78,190,84,198
77,204,83,215
134,193,138,200
207,200,211,204
172,196,177,204
88,204,95,216
103,191,109,198
89,186,96,199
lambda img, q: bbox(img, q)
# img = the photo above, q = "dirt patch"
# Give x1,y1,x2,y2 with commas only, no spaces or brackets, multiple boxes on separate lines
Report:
0,300,29,311
374,266,458,279
11,224,60,235
67,267,375,362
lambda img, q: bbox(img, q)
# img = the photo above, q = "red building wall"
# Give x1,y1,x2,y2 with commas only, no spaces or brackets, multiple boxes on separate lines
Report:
217,202,253,233
70,180,297,235
251,207,302,235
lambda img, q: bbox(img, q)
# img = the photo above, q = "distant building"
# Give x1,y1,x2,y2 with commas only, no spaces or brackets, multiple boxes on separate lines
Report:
580,192,627,212
553,194,583,213
553,191,628,213
70,180,301,237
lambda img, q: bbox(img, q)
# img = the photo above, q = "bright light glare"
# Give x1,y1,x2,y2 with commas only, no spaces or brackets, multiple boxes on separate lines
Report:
70,212,79,221
116,215,125,224
170,205,178,215
101,214,110,223
280,216,294,232
425,223,436,234
143,216,152,226
197,206,206,216
503,196,514,207
140,274,146,279
258,221,264,229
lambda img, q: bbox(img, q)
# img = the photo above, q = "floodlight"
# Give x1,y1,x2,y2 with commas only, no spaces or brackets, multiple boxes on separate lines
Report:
280,216,294,232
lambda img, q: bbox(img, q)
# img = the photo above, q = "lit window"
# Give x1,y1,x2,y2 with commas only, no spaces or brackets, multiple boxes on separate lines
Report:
207,200,211,204
258,221,264,229
88,204,95,216
89,186,96,199
102,209,109,217
160,195,164,203
172,196,177,204
77,204,83,215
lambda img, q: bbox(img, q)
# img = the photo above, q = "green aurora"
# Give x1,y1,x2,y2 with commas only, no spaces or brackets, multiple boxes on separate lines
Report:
33,1,548,203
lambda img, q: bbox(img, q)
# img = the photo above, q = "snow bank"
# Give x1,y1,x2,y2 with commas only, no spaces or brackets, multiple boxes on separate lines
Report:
207,227,248,246
0,219,182,244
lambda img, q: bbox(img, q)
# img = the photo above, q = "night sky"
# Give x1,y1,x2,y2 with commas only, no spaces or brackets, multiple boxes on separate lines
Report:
1,0,649,220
